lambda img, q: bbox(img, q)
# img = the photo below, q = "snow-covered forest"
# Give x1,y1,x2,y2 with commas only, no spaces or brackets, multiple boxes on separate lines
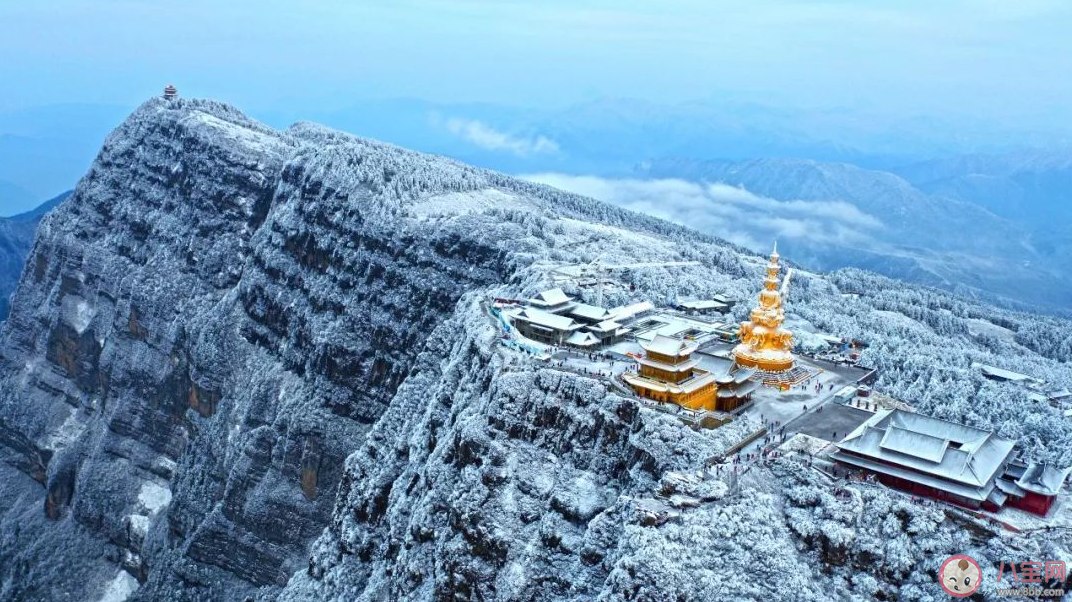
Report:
1,97,1070,601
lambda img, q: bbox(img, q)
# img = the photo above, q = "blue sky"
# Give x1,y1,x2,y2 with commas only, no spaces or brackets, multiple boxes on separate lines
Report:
3,0,1071,120
3,0,1072,215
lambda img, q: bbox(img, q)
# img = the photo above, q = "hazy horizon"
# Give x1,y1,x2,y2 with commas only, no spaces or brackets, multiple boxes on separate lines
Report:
5,1,1072,214
4,1,1072,117
3,1,1072,315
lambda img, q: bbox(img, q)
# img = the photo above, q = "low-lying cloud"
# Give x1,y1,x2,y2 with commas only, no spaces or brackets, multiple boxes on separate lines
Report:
444,118,559,156
520,173,883,254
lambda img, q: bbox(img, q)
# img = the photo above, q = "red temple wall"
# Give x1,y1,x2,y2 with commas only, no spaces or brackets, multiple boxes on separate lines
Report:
1007,491,1055,516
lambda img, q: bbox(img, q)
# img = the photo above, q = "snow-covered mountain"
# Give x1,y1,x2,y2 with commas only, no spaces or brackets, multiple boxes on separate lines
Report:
0,191,70,321
895,150,1072,263
635,157,1070,313
0,180,39,215
0,98,1069,601
895,149,1072,222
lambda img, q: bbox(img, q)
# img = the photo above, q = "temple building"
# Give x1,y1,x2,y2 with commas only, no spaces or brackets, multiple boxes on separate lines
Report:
510,306,584,346
675,296,734,315
624,335,716,410
733,243,794,372
623,334,756,412
1000,461,1070,516
832,409,1069,516
713,368,759,412
508,288,633,349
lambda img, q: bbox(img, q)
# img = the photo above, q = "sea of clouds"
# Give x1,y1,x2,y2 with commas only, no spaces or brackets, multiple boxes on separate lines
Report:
522,173,883,254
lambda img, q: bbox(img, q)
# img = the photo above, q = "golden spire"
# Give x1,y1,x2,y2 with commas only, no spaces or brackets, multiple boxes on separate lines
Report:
732,240,795,373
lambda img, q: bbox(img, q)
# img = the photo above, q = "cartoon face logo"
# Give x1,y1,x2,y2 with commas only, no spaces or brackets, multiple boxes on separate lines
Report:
939,555,981,597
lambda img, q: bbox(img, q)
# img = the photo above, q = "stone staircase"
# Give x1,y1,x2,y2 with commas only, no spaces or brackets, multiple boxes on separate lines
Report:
756,366,812,388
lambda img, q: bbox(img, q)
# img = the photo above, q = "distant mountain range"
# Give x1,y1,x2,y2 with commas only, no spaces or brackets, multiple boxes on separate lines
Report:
8,98,1069,206
1,99,1069,314
0,191,71,320
0,179,38,215
0,103,130,213
632,156,1071,313
896,150,1072,222
895,151,1072,262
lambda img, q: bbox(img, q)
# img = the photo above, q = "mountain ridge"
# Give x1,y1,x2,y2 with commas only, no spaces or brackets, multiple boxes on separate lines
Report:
0,191,72,321
0,97,1068,601
633,156,1070,313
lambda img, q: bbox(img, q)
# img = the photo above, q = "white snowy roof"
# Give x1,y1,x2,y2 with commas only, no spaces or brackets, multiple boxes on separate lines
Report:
569,303,611,321
834,385,857,399
880,426,948,463
674,371,717,394
641,334,698,357
589,319,623,333
513,307,580,331
737,381,759,396
678,300,728,311
637,356,699,373
717,380,758,399
996,477,1026,498
831,452,998,501
623,369,716,395
732,367,756,384
528,288,572,308
565,331,601,347
834,409,1017,495
1016,463,1070,497
608,301,654,322
971,362,1040,384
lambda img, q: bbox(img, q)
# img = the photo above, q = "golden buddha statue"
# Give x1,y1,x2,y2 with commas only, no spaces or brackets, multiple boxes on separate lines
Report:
733,243,795,372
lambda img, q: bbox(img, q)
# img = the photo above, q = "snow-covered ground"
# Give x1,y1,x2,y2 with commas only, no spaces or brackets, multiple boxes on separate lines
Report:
41,408,89,451
966,317,1017,343
410,188,529,218
184,110,286,156
779,433,837,456
95,570,138,602
60,294,96,334
989,489,1072,531
137,481,172,514
550,349,630,379
741,359,845,427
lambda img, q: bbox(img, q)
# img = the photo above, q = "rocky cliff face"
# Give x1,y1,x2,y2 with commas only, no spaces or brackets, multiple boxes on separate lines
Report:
278,299,762,601
0,98,749,601
0,99,506,600
0,191,70,321
1,98,1068,602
